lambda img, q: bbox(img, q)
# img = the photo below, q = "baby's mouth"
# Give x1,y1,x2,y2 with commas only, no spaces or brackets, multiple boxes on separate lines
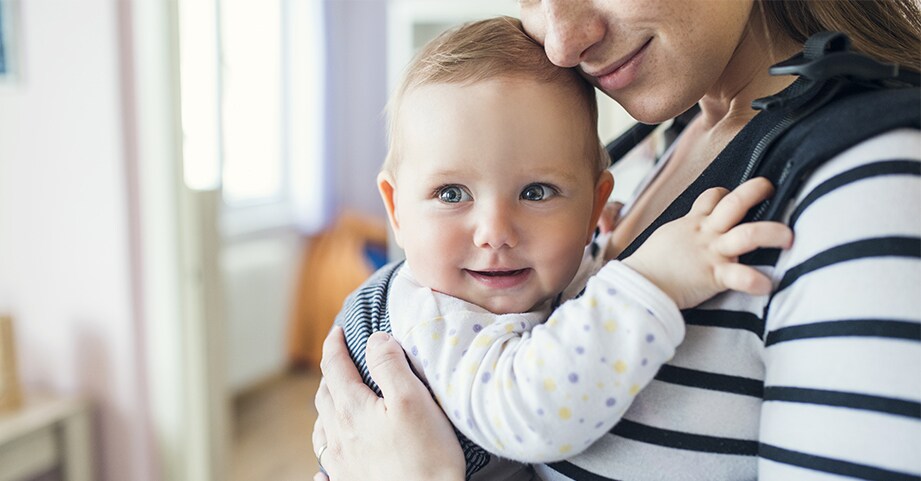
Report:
464,268,532,288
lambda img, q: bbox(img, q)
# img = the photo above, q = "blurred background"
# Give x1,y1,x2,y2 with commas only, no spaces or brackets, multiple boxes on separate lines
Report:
0,1,641,480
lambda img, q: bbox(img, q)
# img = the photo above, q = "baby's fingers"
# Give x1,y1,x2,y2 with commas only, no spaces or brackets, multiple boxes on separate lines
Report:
715,221,793,257
714,263,774,296
689,186,730,216
705,178,775,232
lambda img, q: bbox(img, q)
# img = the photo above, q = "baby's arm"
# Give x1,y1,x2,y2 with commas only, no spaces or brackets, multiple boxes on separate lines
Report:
392,263,684,463
624,177,794,309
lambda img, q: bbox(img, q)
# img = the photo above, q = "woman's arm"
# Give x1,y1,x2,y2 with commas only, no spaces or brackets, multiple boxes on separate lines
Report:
757,129,921,480
313,327,465,481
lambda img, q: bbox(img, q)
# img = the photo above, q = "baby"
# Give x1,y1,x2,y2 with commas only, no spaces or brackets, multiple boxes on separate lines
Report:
338,16,792,480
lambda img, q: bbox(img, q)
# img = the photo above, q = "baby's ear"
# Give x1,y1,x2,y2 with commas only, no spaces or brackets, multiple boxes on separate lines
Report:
377,171,403,247
588,170,615,243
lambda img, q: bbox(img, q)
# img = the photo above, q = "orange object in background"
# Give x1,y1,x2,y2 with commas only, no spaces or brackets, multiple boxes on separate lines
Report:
0,315,23,413
287,212,388,370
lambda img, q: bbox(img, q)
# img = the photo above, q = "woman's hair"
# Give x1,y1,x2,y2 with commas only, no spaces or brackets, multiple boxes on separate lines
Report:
383,16,608,176
759,0,921,73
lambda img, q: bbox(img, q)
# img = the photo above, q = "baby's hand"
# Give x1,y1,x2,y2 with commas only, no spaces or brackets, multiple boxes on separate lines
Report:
623,177,793,309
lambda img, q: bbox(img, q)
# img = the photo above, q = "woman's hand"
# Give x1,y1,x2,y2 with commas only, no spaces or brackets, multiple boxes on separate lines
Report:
312,327,465,481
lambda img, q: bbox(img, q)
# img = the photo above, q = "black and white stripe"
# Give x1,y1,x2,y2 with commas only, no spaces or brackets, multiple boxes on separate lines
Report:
534,129,921,481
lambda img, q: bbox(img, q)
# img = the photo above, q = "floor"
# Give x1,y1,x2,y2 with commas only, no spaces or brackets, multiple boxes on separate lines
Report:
230,371,322,481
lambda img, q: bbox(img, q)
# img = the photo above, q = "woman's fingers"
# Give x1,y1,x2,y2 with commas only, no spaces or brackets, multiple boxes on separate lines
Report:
364,332,429,403
312,416,327,456
320,326,377,412
715,221,794,257
705,177,775,232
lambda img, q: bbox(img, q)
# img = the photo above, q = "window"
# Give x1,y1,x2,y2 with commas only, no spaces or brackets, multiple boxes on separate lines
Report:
179,0,326,234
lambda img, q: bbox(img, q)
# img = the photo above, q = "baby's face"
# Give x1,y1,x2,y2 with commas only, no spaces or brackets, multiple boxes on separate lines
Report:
380,77,610,314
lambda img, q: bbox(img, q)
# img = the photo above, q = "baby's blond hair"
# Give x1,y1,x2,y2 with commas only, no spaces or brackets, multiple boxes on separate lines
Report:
383,16,609,176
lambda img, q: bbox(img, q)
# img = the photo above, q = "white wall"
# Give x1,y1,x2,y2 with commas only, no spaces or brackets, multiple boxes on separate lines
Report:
0,1,156,480
223,231,303,392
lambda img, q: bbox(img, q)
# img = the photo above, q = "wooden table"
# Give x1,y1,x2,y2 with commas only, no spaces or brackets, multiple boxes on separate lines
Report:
0,396,93,481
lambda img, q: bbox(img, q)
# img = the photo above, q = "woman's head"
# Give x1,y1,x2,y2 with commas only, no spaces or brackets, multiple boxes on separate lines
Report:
519,0,921,123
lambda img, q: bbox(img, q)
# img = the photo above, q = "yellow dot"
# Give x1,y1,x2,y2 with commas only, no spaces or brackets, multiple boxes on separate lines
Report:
474,335,493,348
597,382,605,389
604,320,618,332
559,444,572,454
629,384,641,395
431,331,441,341
433,316,444,321
537,358,545,367
544,379,557,392
582,394,590,401
447,383,454,395
614,360,627,374
558,407,572,420
449,336,459,347
505,323,515,333
590,297,598,308
468,363,478,375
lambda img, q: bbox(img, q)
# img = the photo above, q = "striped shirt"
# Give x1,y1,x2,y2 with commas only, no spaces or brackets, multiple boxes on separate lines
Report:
534,128,921,481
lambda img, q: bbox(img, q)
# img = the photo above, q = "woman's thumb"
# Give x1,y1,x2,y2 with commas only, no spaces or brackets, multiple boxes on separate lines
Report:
365,332,422,401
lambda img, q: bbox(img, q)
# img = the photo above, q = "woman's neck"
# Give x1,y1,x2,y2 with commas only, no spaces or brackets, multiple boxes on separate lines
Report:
697,13,801,133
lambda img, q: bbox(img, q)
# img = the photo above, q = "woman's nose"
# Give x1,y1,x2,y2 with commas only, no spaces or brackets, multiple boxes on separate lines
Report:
542,1,605,68
472,205,519,250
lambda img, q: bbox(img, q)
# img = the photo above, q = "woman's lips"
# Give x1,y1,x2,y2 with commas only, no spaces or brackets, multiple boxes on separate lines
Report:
589,38,651,92
465,268,531,289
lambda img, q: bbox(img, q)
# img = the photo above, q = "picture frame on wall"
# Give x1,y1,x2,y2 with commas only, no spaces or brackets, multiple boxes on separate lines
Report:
0,0,18,84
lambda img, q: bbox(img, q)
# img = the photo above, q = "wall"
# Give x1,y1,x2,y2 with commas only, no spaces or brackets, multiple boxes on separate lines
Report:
0,0,156,480
325,0,390,220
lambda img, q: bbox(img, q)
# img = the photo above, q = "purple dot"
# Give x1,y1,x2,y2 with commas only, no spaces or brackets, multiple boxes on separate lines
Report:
568,373,579,383
595,422,604,428
579,418,585,423
481,372,492,383
600,357,607,363
607,288,618,295
448,328,456,335
537,408,544,416
467,418,476,429
473,324,483,332
641,358,648,366
520,321,527,329
411,345,419,356
423,359,429,367
583,324,591,331
606,397,617,407
515,435,523,443
435,373,440,381
646,334,655,343
454,410,460,418
575,346,585,355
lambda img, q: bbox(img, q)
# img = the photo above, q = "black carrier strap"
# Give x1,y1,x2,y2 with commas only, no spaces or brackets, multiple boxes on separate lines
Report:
617,32,920,260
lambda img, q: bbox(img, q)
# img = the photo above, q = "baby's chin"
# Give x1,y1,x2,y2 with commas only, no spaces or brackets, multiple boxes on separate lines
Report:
462,294,553,316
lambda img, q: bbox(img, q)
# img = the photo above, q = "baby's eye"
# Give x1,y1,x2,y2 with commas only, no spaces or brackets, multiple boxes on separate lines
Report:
437,185,472,203
521,183,557,201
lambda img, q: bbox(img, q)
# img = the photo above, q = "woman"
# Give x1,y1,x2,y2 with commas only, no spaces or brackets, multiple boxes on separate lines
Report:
313,1,921,480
